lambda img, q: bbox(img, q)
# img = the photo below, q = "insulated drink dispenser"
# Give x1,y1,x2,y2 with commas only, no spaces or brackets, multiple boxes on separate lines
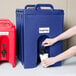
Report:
23,4,64,68
0,19,15,67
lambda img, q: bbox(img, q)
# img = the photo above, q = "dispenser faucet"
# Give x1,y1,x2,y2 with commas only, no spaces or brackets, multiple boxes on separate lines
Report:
1,44,7,57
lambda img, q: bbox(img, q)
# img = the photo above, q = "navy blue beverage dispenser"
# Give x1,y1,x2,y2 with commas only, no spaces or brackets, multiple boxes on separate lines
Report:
23,4,64,68
16,4,64,68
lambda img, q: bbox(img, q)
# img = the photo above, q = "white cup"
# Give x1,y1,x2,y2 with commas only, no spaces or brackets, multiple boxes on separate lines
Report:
40,53,48,61
40,53,48,67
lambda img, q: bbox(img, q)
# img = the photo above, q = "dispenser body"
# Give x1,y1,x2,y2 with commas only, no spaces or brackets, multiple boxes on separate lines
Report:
24,15,64,68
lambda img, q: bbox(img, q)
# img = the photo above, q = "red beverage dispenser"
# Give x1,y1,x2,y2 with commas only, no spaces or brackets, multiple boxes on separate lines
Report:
0,19,15,67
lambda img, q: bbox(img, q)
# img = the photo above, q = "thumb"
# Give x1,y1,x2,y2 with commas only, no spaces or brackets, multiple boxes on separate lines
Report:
43,43,50,47
42,43,48,46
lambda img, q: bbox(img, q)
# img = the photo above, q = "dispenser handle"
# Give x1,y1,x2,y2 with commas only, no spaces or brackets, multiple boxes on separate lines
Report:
35,4,54,10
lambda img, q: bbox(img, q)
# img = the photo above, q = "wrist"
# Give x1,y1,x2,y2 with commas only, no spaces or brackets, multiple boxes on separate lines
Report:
54,56,60,63
49,57,57,64
53,37,59,43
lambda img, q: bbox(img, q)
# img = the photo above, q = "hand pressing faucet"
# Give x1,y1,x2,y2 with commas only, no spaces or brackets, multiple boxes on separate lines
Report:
42,26,76,67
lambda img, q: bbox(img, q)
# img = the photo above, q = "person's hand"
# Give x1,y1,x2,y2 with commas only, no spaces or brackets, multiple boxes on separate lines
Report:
41,57,56,67
42,38,57,47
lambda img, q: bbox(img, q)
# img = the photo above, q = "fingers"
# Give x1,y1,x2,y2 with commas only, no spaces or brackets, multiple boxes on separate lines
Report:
42,38,50,46
42,38,56,47
43,44,50,47
42,40,47,46
42,59,49,67
42,42,50,47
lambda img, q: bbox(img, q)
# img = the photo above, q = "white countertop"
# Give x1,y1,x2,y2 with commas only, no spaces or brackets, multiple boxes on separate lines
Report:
0,56,76,76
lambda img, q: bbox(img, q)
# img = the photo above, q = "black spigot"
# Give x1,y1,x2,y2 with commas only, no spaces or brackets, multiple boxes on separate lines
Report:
1,44,7,57
40,46,46,55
